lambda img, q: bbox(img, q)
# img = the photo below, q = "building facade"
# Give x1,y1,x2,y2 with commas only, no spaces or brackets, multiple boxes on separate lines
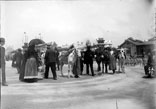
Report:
119,37,156,57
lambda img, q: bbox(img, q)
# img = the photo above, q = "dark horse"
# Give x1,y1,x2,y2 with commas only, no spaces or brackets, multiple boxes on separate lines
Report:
94,45,110,73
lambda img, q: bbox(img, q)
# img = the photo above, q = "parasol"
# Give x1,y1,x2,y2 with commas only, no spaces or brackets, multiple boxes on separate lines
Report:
29,38,45,47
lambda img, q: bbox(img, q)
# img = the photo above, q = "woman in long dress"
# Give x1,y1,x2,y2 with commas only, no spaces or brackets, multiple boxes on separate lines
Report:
24,45,40,82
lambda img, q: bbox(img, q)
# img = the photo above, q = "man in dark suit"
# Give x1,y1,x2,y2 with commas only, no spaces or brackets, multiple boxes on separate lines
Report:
44,45,57,80
0,37,8,86
84,46,95,76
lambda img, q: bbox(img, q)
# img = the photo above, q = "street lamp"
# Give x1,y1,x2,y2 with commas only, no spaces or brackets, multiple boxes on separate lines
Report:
39,33,41,39
24,32,27,43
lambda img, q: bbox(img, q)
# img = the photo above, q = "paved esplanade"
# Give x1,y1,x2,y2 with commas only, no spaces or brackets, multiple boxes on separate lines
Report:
1,61,156,109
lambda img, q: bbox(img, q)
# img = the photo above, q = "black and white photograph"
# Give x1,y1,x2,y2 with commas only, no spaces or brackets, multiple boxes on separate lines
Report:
0,0,156,109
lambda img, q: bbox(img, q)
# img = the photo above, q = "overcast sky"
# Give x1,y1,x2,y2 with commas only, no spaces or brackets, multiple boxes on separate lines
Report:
0,0,155,49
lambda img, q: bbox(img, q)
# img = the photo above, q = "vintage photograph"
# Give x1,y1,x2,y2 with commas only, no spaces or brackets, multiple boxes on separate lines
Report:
0,0,156,109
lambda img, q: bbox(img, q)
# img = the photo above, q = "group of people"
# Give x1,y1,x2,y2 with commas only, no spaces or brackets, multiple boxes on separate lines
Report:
11,43,60,82
1,37,155,86
2,41,128,84
12,44,40,82
10,43,122,82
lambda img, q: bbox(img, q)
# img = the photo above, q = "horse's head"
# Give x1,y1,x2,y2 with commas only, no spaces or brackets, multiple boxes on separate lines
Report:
75,48,82,57
68,48,78,64
69,48,77,57
110,50,114,55
117,48,126,59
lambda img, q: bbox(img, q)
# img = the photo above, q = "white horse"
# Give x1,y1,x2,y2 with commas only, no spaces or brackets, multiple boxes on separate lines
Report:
117,48,126,73
67,49,78,78
59,48,77,78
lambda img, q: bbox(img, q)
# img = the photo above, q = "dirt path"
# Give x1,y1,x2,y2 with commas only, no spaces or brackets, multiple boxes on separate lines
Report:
1,62,156,109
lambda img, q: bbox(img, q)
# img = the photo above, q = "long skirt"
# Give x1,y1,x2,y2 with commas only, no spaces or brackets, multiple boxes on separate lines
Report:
73,57,81,76
24,57,38,80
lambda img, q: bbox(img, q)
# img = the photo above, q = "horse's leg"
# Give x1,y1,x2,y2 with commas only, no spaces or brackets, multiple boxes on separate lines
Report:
102,61,104,74
118,61,121,72
71,64,74,77
99,61,101,71
60,63,64,77
105,63,108,73
96,61,100,71
121,60,125,73
68,64,70,78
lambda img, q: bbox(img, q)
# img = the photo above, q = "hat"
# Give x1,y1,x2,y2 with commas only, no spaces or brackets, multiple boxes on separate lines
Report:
0,37,5,43
18,48,22,52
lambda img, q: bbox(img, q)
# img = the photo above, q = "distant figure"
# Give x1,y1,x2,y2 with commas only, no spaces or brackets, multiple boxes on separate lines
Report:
84,46,95,76
24,45,39,82
44,45,57,80
144,51,154,77
12,48,23,74
109,50,117,74
0,37,8,86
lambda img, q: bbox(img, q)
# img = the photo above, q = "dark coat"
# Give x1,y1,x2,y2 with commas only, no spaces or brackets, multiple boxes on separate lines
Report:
45,48,57,64
95,47,103,63
109,53,117,70
12,51,23,68
102,50,110,63
84,49,94,64
0,46,5,68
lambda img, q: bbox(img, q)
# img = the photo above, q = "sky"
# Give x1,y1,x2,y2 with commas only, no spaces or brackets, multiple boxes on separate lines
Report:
0,0,155,49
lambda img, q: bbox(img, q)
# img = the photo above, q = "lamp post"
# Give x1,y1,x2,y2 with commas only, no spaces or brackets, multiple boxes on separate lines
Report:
39,33,41,39
23,32,28,49
24,32,27,43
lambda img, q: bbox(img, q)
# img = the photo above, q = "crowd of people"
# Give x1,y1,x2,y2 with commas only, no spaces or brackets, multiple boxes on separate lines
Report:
11,43,128,82
1,37,156,86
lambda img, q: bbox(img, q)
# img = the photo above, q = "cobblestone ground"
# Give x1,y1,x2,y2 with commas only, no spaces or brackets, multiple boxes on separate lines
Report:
1,61,156,109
